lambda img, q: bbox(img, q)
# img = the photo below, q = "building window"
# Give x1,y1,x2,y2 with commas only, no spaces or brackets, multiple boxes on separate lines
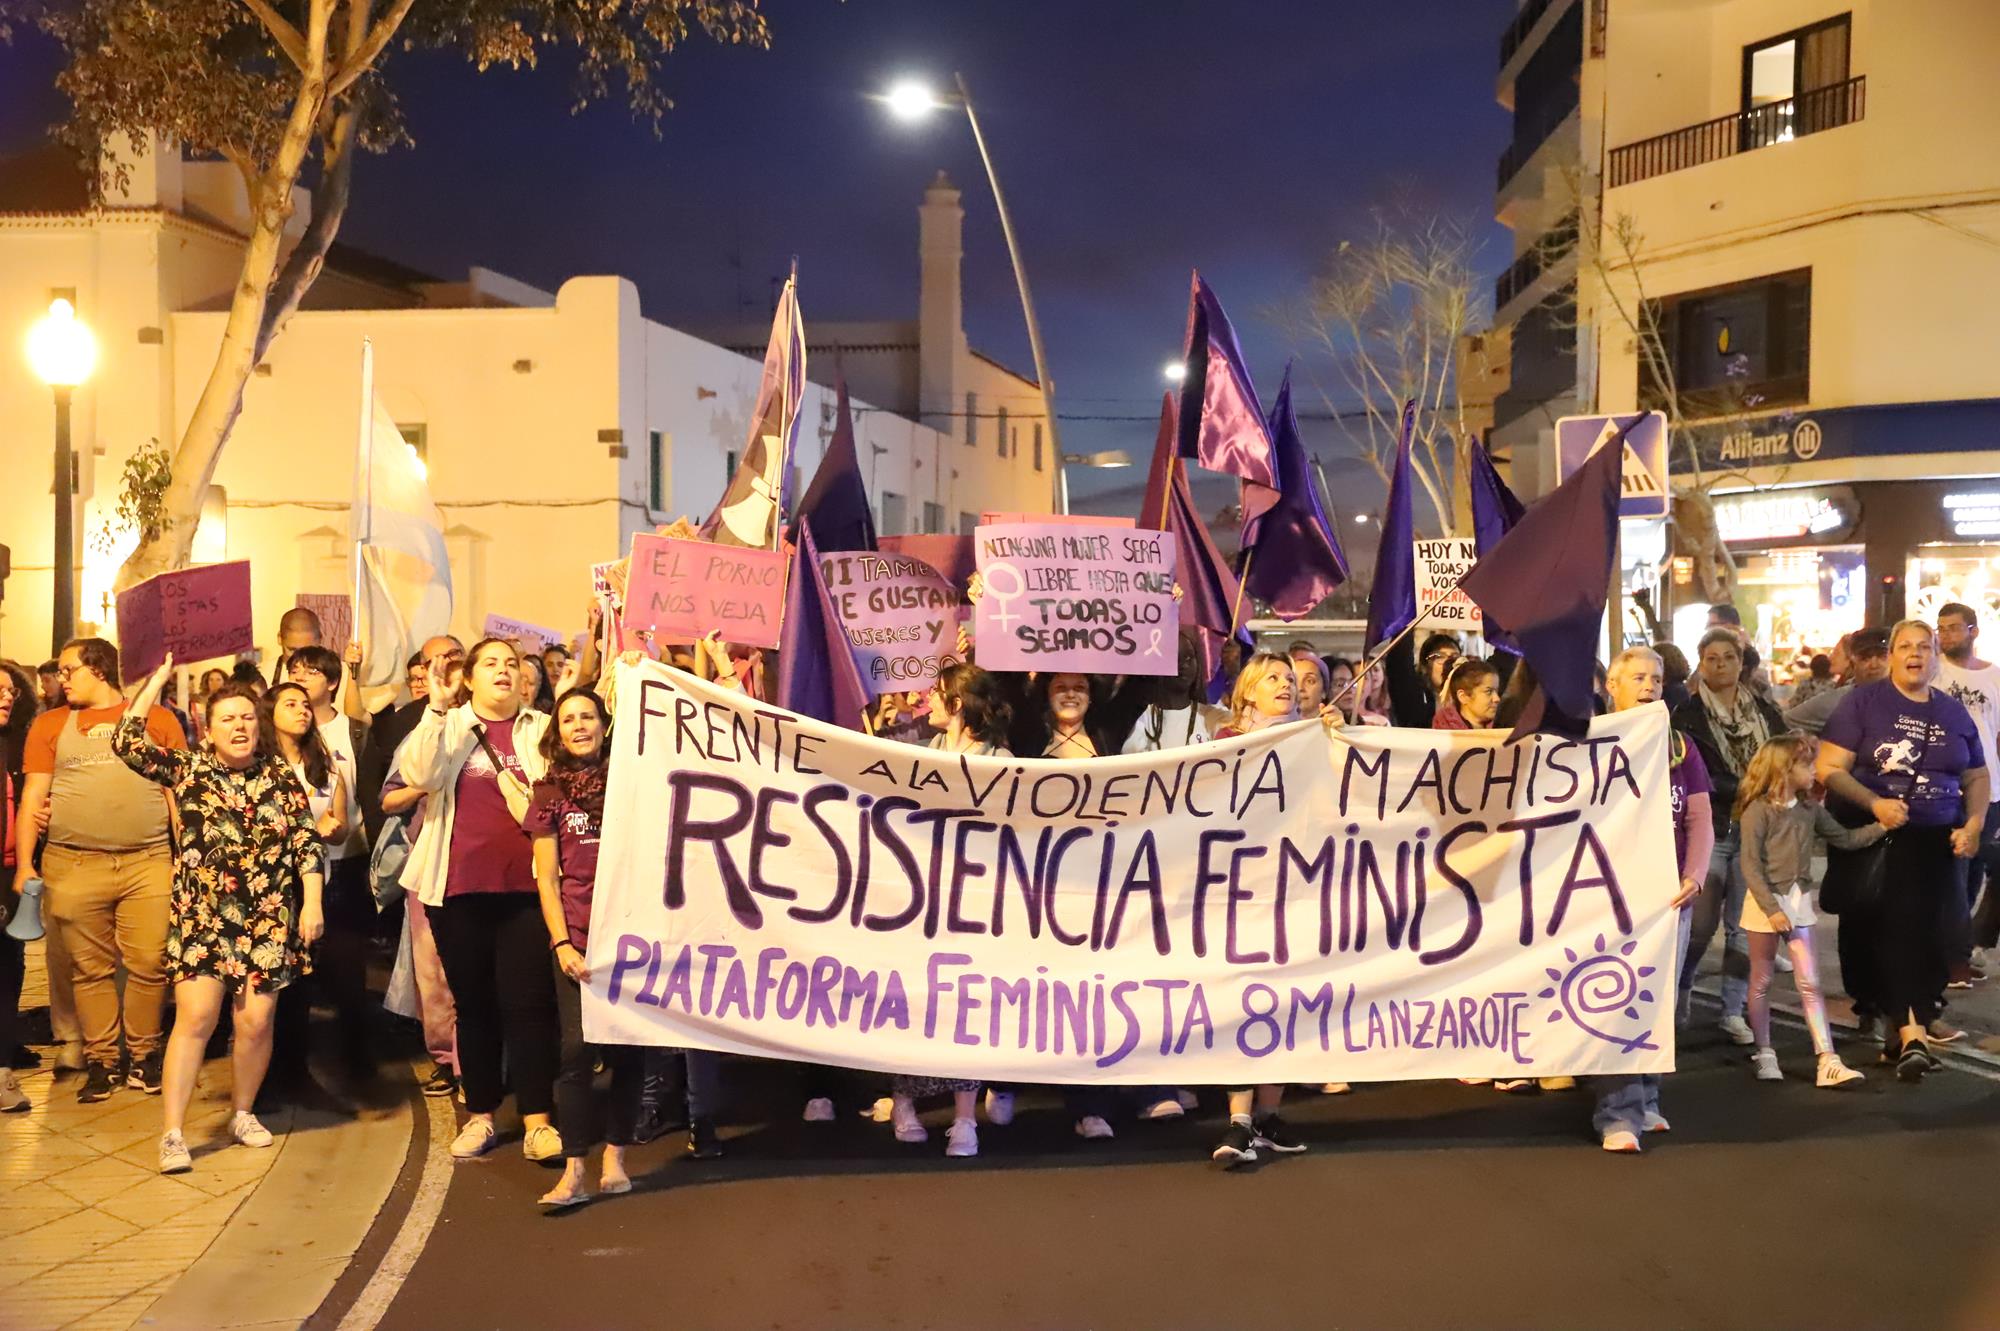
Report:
1743,15,1850,117
964,392,978,446
960,511,979,537
996,406,1010,458
1642,269,1811,418
648,430,668,513
724,450,738,482
880,490,906,534
395,422,427,461
922,501,945,535
1033,422,1044,472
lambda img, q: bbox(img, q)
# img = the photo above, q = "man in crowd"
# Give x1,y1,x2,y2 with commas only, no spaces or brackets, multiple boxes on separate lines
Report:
288,644,376,1079
1785,627,1889,736
1936,602,2000,987
269,606,324,685
15,638,181,1102
35,660,62,711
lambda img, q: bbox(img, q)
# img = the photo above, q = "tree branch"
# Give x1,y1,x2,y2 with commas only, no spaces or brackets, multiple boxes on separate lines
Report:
327,0,417,98
256,98,359,358
241,0,309,71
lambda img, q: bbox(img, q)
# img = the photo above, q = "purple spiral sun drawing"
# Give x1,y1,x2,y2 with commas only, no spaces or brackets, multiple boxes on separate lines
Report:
1537,935,1661,1054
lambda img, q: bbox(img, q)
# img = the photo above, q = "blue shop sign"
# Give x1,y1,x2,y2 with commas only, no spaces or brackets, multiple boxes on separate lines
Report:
1681,398,2000,473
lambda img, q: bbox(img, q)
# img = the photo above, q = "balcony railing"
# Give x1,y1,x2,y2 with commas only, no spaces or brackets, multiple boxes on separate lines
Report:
1495,211,1578,311
1608,76,1865,188
1500,0,1563,69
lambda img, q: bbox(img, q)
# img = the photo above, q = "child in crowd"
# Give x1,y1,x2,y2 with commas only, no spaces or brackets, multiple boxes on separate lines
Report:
1735,734,1883,1088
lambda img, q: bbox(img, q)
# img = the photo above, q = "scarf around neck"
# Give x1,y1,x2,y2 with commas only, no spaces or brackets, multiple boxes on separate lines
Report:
1696,679,1770,777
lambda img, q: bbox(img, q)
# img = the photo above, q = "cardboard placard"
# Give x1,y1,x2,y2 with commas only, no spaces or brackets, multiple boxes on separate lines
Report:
877,535,975,588
116,561,255,677
820,551,966,694
295,593,352,654
622,534,786,649
973,522,1177,675
482,614,567,652
1414,537,1482,629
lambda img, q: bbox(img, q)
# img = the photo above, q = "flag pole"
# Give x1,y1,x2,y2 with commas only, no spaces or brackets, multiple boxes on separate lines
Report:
1326,568,1469,711
1156,455,1177,532
352,338,374,665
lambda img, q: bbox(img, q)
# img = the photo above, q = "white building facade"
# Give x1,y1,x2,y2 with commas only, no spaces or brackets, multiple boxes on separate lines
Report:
0,143,1052,662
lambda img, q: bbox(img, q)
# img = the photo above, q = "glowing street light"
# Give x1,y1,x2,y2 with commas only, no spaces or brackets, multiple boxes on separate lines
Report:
1163,361,1186,385
883,79,941,122
27,296,97,652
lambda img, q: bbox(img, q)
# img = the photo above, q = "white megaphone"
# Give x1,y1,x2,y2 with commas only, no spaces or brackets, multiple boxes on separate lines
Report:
5,876,44,943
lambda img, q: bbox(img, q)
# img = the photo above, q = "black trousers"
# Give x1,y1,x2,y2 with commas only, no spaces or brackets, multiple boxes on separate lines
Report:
1876,826,1954,1029
430,892,559,1118
1,866,22,1058
319,856,375,1059
552,958,643,1159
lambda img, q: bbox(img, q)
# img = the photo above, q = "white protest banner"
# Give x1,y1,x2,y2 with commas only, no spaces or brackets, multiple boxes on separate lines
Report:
820,550,965,695
586,661,1680,1084
1414,537,1482,630
973,521,1177,676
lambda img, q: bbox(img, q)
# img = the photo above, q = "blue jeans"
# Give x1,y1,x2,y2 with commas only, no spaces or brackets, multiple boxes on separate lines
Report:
1595,907,1695,1138
1678,828,1748,1023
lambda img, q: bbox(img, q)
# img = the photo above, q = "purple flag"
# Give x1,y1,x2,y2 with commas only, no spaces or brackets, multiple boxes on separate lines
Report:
776,522,872,729
1243,366,1348,618
1363,401,1419,650
1466,433,1525,654
1176,272,1278,531
1142,392,1248,701
1460,415,1628,731
797,379,878,554
705,268,807,548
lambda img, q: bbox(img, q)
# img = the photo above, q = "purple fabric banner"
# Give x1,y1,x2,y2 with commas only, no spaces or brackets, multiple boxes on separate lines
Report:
974,522,1178,675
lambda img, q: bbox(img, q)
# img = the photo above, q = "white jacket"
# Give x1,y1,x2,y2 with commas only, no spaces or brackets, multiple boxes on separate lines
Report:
397,702,550,908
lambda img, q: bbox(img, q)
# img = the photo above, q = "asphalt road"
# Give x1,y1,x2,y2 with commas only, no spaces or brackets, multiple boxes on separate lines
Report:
363,1011,2000,1331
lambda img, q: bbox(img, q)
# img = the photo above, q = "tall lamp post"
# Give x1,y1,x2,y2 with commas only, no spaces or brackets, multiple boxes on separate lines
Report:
883,76,1062,500
27,297,97,655
1057,449,1133,517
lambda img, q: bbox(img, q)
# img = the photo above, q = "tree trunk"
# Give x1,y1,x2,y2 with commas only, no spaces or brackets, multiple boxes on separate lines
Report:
116,11,332,590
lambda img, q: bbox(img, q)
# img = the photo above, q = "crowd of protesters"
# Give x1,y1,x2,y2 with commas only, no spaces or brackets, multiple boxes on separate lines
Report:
0,591,1991,1206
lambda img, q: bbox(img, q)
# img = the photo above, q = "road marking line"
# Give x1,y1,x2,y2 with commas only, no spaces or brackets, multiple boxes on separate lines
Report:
336,1060,457,1331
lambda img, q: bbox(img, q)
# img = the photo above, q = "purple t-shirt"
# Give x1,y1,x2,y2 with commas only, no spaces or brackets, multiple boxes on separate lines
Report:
1669,737,1713,870
445,716,537,895
524,782,600,951
1823,680,1982,827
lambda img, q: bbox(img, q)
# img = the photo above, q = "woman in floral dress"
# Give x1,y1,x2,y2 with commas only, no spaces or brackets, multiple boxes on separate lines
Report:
113,655,324,1175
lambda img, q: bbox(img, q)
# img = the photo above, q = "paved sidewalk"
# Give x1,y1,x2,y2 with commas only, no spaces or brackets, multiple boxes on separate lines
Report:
1,940,412,1331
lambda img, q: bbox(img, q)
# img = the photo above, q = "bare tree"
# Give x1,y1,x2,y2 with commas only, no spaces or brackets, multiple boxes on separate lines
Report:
0,0,771,589
1292,207,1487,534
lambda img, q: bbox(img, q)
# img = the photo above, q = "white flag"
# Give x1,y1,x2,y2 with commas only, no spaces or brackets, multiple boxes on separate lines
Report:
352,339,453,688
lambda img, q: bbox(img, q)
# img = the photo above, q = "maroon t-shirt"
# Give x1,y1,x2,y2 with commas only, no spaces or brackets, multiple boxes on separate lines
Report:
524,781,601,950
445,716,536,896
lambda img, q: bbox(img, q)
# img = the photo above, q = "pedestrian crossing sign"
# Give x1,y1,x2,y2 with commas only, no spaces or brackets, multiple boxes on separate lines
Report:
1555,412,1670,519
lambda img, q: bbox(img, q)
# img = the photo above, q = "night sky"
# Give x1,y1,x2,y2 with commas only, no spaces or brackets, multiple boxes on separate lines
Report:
1,1,1510,518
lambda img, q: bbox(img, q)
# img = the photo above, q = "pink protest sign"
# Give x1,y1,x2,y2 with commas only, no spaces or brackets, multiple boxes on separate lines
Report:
295,593,352,653
973,522,1177,675
116,561,255,677
622,533,786,649
820,551,966,695
878,535,975,588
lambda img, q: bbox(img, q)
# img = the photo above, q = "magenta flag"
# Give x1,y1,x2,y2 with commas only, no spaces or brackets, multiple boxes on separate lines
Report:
1176,272,1278,532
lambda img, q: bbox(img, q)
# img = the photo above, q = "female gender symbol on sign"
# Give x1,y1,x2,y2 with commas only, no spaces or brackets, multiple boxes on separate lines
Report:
981,561,1027,632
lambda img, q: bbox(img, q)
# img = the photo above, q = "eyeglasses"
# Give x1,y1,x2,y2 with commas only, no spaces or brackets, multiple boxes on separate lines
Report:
1424,651,1461,666
55,665,94,681
0,685,17,702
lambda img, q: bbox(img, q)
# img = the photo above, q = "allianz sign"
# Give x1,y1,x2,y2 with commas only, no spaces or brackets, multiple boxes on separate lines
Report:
1716,418,1823,463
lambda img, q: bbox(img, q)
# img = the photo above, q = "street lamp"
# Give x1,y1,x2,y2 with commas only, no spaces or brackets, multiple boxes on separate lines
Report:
1162,361,1187,385
27,297,96,654
879,74,1063,502
1057,448,1132,516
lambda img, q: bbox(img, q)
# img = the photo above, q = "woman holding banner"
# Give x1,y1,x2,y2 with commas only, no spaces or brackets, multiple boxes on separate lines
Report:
1122,634,1224,754
399,638,562,1164
1593,647,1711,1151
1433,659,1502,731
1210,653,1310,1167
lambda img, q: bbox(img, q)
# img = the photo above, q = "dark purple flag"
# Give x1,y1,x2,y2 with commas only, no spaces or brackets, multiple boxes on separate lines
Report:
1243,366,1348,618
797,379,878,554
1363,401,1419,650
1142,392,1246,701
776,522,872,729
1460,416,1627,731
1466,433,1525,654
1176,272,1278,531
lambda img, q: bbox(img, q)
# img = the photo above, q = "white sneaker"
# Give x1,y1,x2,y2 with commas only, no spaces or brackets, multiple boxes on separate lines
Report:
1074,1114,1115,1140
802,1097,836,1123
945,1117,978,1158
1752,1047,1784,1081
158,1130,192,1175
229,1111,273,1148
1138,1096,1184,1120
891,1099,928,1144
450,1117,498,1160
865,1096,894,1123
1601,1130,1641,1154
1538,1076,1578,1091
0,1070,27,1114
1774,951,1794,974
1319,1082,1353,1095
1174,1089,1199,1110
983,1089,1015,1126
1718,1015,1757,1046
1642,1111,1671,1134
1816,1053,1865,1090
523,1124,564,1162
55,1040,86,1072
